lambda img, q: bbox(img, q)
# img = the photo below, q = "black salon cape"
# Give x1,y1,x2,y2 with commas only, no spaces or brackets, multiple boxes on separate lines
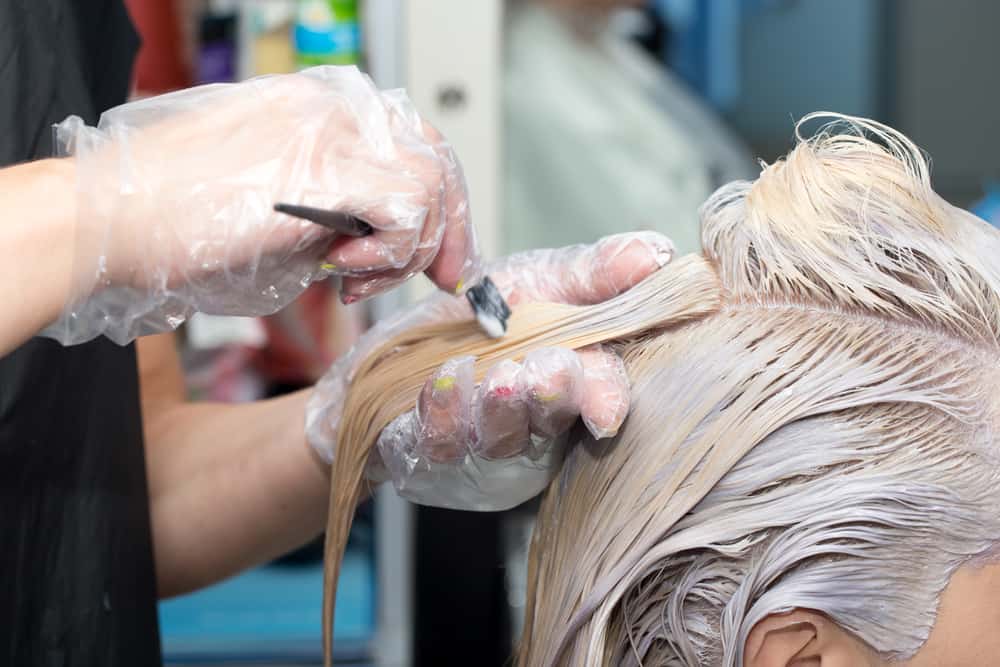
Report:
0,2,162,665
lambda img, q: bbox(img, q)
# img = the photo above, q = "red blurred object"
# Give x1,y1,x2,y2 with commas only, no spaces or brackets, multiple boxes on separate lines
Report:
250,282,337,387
124,0,192,94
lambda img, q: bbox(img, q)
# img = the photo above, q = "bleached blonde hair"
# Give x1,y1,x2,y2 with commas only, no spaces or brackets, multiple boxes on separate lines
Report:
321,114,1000,666
517,114,1000,665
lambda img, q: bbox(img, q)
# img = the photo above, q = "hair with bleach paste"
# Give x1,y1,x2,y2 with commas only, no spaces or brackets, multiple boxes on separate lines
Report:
517,114,1000,666
321,113,1000,666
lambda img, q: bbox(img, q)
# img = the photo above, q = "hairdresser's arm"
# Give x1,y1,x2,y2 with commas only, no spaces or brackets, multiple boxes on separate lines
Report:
137,332,332,598
0,159,76,356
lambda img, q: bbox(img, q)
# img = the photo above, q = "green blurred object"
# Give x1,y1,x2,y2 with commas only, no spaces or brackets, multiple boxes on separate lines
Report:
294,0,359,66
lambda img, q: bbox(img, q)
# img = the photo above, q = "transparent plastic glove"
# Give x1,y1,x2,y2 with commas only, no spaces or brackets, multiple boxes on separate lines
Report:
42,66,478,346
305,231,674,511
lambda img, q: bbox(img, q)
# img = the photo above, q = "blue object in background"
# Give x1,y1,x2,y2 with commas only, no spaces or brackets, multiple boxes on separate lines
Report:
159,550,374,664
654,0,788,111
654,0,883,144
655,0,742,110
971,184,1000,228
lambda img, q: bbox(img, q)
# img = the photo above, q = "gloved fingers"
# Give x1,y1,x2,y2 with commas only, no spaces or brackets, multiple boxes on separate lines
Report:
522,347,585,440
337,235,437,303
576,343,630,439
320,158,442,277
413,356,476,463
472,359,531,460
419,124,482,294
332,130,460,300
376,348,590,475
377,95,481,294
374,410,418,480
372,355,476,479
343,104,480,296
321,230,415,280
338,184,447,301
569,231,673,304
372,349,588,502
502,231,674,306
289,84,452,296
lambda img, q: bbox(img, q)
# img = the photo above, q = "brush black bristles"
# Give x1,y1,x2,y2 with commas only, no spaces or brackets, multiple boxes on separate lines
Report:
466,276,511,339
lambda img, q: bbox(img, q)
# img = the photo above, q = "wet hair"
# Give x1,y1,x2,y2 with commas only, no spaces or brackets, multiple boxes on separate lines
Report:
321,114,1000,666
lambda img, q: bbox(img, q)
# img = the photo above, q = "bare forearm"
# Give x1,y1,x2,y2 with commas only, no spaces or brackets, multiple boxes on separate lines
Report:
146,390,332,598
0,159,76,355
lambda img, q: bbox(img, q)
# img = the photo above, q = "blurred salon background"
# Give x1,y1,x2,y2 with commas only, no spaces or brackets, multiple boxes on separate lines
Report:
125,1,1000,665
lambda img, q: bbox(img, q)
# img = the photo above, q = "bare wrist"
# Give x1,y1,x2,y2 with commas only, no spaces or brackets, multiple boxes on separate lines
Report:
32,158,79,320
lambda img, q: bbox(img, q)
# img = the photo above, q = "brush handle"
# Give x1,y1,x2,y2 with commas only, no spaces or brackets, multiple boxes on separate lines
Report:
273,203,373,237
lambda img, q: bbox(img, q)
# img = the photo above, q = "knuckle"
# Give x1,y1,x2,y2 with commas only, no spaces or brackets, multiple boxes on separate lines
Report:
421,120,445,144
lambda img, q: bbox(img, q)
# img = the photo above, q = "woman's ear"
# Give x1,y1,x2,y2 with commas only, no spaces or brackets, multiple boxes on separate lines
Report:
744,609,883,667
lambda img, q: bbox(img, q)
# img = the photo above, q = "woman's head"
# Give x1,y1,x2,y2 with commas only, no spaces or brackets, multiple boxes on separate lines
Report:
517,114,1000,666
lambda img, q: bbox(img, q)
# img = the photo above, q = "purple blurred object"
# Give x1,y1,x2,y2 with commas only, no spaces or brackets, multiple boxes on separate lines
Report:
196,12,236,84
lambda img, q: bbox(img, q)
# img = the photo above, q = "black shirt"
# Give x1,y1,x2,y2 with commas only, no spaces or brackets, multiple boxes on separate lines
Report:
0,2,162,665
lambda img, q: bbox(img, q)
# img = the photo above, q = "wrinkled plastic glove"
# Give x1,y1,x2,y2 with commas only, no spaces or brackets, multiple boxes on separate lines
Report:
42,66,478,346
305,232,674,511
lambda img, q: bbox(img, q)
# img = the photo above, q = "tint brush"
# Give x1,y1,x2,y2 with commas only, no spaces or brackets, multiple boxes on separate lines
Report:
274,202,511,339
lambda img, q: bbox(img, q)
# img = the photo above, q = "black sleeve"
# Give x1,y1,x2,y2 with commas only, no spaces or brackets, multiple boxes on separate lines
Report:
0,2,161,666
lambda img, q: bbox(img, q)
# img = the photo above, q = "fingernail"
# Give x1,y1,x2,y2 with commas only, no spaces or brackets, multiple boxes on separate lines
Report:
631,233,674,269
433,375,456,391
650,242,673,268
584,419,619,440
533,391,560,403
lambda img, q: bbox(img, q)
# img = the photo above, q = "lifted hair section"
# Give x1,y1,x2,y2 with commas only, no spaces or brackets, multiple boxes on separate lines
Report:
318,255,722,665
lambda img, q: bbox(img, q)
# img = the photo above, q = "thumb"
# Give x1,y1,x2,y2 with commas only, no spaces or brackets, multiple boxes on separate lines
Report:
501,232,674,306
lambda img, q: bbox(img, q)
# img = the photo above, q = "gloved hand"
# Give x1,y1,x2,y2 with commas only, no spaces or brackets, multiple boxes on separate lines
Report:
43,66,478,346
305,232,674,511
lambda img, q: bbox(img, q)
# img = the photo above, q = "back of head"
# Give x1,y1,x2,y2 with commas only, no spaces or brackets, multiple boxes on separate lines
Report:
518,114,1000,666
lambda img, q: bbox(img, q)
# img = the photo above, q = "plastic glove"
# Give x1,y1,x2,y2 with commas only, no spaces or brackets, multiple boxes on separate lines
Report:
43,66,478,346
305,232,674,511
